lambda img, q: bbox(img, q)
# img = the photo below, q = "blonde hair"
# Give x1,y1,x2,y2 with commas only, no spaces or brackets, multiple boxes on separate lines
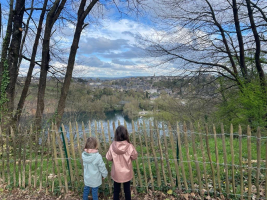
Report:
84,137,98,149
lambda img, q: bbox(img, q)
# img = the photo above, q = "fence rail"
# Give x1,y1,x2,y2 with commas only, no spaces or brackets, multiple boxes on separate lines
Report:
0,120,266,199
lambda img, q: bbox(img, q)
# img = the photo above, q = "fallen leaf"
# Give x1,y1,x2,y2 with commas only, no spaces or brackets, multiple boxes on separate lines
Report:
167,190,173,195
181,193,188,200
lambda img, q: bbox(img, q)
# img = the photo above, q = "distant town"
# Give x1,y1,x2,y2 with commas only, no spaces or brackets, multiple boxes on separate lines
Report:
20,74,217,102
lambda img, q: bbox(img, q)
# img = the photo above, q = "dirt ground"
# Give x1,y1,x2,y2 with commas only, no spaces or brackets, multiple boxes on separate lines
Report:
0,184,208,200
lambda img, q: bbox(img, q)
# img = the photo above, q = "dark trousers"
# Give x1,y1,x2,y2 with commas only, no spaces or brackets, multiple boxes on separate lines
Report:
113,181,131,200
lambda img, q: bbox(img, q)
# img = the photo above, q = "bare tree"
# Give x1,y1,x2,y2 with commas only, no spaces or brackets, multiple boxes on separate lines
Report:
0,0,25,131
54,0,146,128
143,0,266,90
1,0,147,131
245,0,266,92
55,0,99,128
14,0,49,123
34,0,67,130
140,0,267,125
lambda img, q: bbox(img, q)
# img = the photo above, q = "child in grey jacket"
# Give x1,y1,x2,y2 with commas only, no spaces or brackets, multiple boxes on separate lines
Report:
82,137,108,200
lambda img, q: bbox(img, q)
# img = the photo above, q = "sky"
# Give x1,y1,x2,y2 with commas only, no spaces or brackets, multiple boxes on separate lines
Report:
72,18,158,77
0,0,178,78
5,0,265,78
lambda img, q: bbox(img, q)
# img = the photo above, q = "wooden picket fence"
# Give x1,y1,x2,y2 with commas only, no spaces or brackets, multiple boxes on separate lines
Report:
0,120,266,199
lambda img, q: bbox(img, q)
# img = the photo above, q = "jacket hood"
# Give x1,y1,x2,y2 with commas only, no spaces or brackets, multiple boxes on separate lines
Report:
112,141,130,155
82,151,99,163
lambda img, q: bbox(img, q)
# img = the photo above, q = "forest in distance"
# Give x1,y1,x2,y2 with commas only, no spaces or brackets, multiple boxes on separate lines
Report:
15,74,264,131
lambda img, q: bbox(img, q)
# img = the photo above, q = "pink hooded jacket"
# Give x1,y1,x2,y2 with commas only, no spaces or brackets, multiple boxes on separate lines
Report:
106,141,138,183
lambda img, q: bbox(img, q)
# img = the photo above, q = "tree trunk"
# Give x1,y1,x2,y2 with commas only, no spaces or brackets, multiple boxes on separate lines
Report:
35,0,67,130
0,3,2,37
245,0,266,93
6,0,25,112
205,0,238,76
55,0,99,128
232,0,247,80
14,0,48,123
55,22,83,129
17,0,34,70
0,0,14,90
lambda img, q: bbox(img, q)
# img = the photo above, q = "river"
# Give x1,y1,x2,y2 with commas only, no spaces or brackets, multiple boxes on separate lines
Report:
59,111,158,139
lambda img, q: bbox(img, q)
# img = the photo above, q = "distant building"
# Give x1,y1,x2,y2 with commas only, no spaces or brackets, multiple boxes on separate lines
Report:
89,82,102,86
146,89,157,94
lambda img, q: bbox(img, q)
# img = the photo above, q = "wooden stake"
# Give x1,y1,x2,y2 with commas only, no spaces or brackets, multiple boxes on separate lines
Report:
45,128,51,194
238,125,243,200
247,125,252,199
221,124,229,198
49,129,55,193
22,131,27,188
82,121,86,144
55,126,69,193
256,127,261,199
28,126,33,186
51,124,62,192
62,123,74,186
205,124,216,197
138,133,148,193
69,122,78,190
149,121,161,188
89,120,92,137
131,121,142,187
168,122,181,189
10,127,17,187
107,121,112,145
177,122,188,190
137,122,148,192
75,122,82,160
101,121,112,194
33,128,38,188
213,124,222,194
143,121,154,191
190,123,202,196
39,130,46,190
18,130,22,187
197,123,209,195
183,122,194,191
76,122,83,187
230,124,236,194
162,122,174,188
155,121,167,186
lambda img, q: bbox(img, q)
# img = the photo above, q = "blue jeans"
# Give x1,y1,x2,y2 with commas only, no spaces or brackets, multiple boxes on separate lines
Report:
83,186,99,200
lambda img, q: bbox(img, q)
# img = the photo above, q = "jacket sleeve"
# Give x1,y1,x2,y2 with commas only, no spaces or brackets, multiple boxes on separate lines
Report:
130,145,138,160
98,155,108,178
106,146,113,161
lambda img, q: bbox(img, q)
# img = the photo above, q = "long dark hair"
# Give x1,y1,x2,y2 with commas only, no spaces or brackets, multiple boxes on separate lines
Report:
114,125,130,143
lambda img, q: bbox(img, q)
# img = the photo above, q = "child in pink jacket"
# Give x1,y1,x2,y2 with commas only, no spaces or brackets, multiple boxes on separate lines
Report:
106,125,138,200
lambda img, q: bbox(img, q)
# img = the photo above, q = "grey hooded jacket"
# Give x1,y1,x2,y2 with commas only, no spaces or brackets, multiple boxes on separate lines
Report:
82,151,108,187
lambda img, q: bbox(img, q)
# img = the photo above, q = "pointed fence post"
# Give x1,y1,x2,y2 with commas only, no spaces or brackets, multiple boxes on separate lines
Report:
60,126,71,187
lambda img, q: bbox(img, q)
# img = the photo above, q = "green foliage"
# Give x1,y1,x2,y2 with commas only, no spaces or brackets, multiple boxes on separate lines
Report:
139,99,151,110
0,60,10,111
216,80,267,128
123,100,139,119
